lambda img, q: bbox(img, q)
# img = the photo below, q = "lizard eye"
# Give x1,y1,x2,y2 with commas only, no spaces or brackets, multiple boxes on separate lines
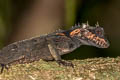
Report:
96,30,102,35
95,27,104,37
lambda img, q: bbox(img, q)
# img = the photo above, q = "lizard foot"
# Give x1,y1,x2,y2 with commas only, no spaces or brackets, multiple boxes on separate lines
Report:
0,64,9,74
56,60,74,68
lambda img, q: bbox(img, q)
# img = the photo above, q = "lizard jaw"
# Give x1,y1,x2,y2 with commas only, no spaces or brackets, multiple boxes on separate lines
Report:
84,32,109,48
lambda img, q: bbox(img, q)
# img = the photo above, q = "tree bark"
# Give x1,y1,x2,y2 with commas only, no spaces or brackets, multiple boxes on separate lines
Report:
1,57,120,80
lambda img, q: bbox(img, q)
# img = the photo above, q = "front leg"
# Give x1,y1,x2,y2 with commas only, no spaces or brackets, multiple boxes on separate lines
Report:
48,44,74,67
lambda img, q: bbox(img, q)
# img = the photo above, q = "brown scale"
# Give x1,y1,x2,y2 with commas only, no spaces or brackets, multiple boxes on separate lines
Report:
55,33,70,43
10,56,39,65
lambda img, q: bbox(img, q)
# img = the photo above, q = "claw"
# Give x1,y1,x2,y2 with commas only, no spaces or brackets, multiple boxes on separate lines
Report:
56,60,74,68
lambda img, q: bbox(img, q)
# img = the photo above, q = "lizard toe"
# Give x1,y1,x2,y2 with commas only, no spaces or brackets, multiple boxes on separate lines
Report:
56,60,74,68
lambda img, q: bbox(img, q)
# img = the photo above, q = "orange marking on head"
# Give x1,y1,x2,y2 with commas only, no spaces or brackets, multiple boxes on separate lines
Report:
95,37,106,43
83,31,108,47
85,32,95,39
100,38,106,44
56,33,65,36
95,37,99,40
98,38,108,47
89,34,95,39
70,29,81,37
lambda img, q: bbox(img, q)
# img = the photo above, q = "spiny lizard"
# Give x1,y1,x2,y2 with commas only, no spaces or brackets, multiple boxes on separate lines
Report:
0,22,109,73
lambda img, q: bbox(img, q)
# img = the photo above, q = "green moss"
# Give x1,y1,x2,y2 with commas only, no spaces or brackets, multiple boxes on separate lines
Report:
0,57,120,80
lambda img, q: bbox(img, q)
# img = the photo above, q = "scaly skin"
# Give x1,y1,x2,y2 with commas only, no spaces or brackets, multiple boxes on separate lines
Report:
0,22,110,73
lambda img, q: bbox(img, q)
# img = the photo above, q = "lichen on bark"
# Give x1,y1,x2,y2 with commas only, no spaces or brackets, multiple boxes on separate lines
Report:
0,57,120,80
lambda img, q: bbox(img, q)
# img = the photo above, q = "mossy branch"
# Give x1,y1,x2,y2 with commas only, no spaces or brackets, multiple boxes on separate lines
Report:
0,57,120,80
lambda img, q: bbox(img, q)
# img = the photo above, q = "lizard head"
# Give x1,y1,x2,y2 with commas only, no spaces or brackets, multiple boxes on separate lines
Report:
70,22,110,48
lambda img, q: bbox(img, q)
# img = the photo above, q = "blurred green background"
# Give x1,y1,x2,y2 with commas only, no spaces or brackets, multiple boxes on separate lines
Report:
0,0,120,59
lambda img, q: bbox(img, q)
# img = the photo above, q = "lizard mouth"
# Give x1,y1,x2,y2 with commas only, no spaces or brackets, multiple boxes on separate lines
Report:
84,32,109,48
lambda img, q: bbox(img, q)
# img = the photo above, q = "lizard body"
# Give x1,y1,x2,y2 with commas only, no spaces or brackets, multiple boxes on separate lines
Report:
0,22,110,73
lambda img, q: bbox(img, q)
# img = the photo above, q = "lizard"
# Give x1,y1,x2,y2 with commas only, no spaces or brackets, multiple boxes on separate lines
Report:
0,22,110,73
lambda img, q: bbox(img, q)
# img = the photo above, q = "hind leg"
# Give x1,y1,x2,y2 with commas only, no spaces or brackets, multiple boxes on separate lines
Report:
0,64,9,73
